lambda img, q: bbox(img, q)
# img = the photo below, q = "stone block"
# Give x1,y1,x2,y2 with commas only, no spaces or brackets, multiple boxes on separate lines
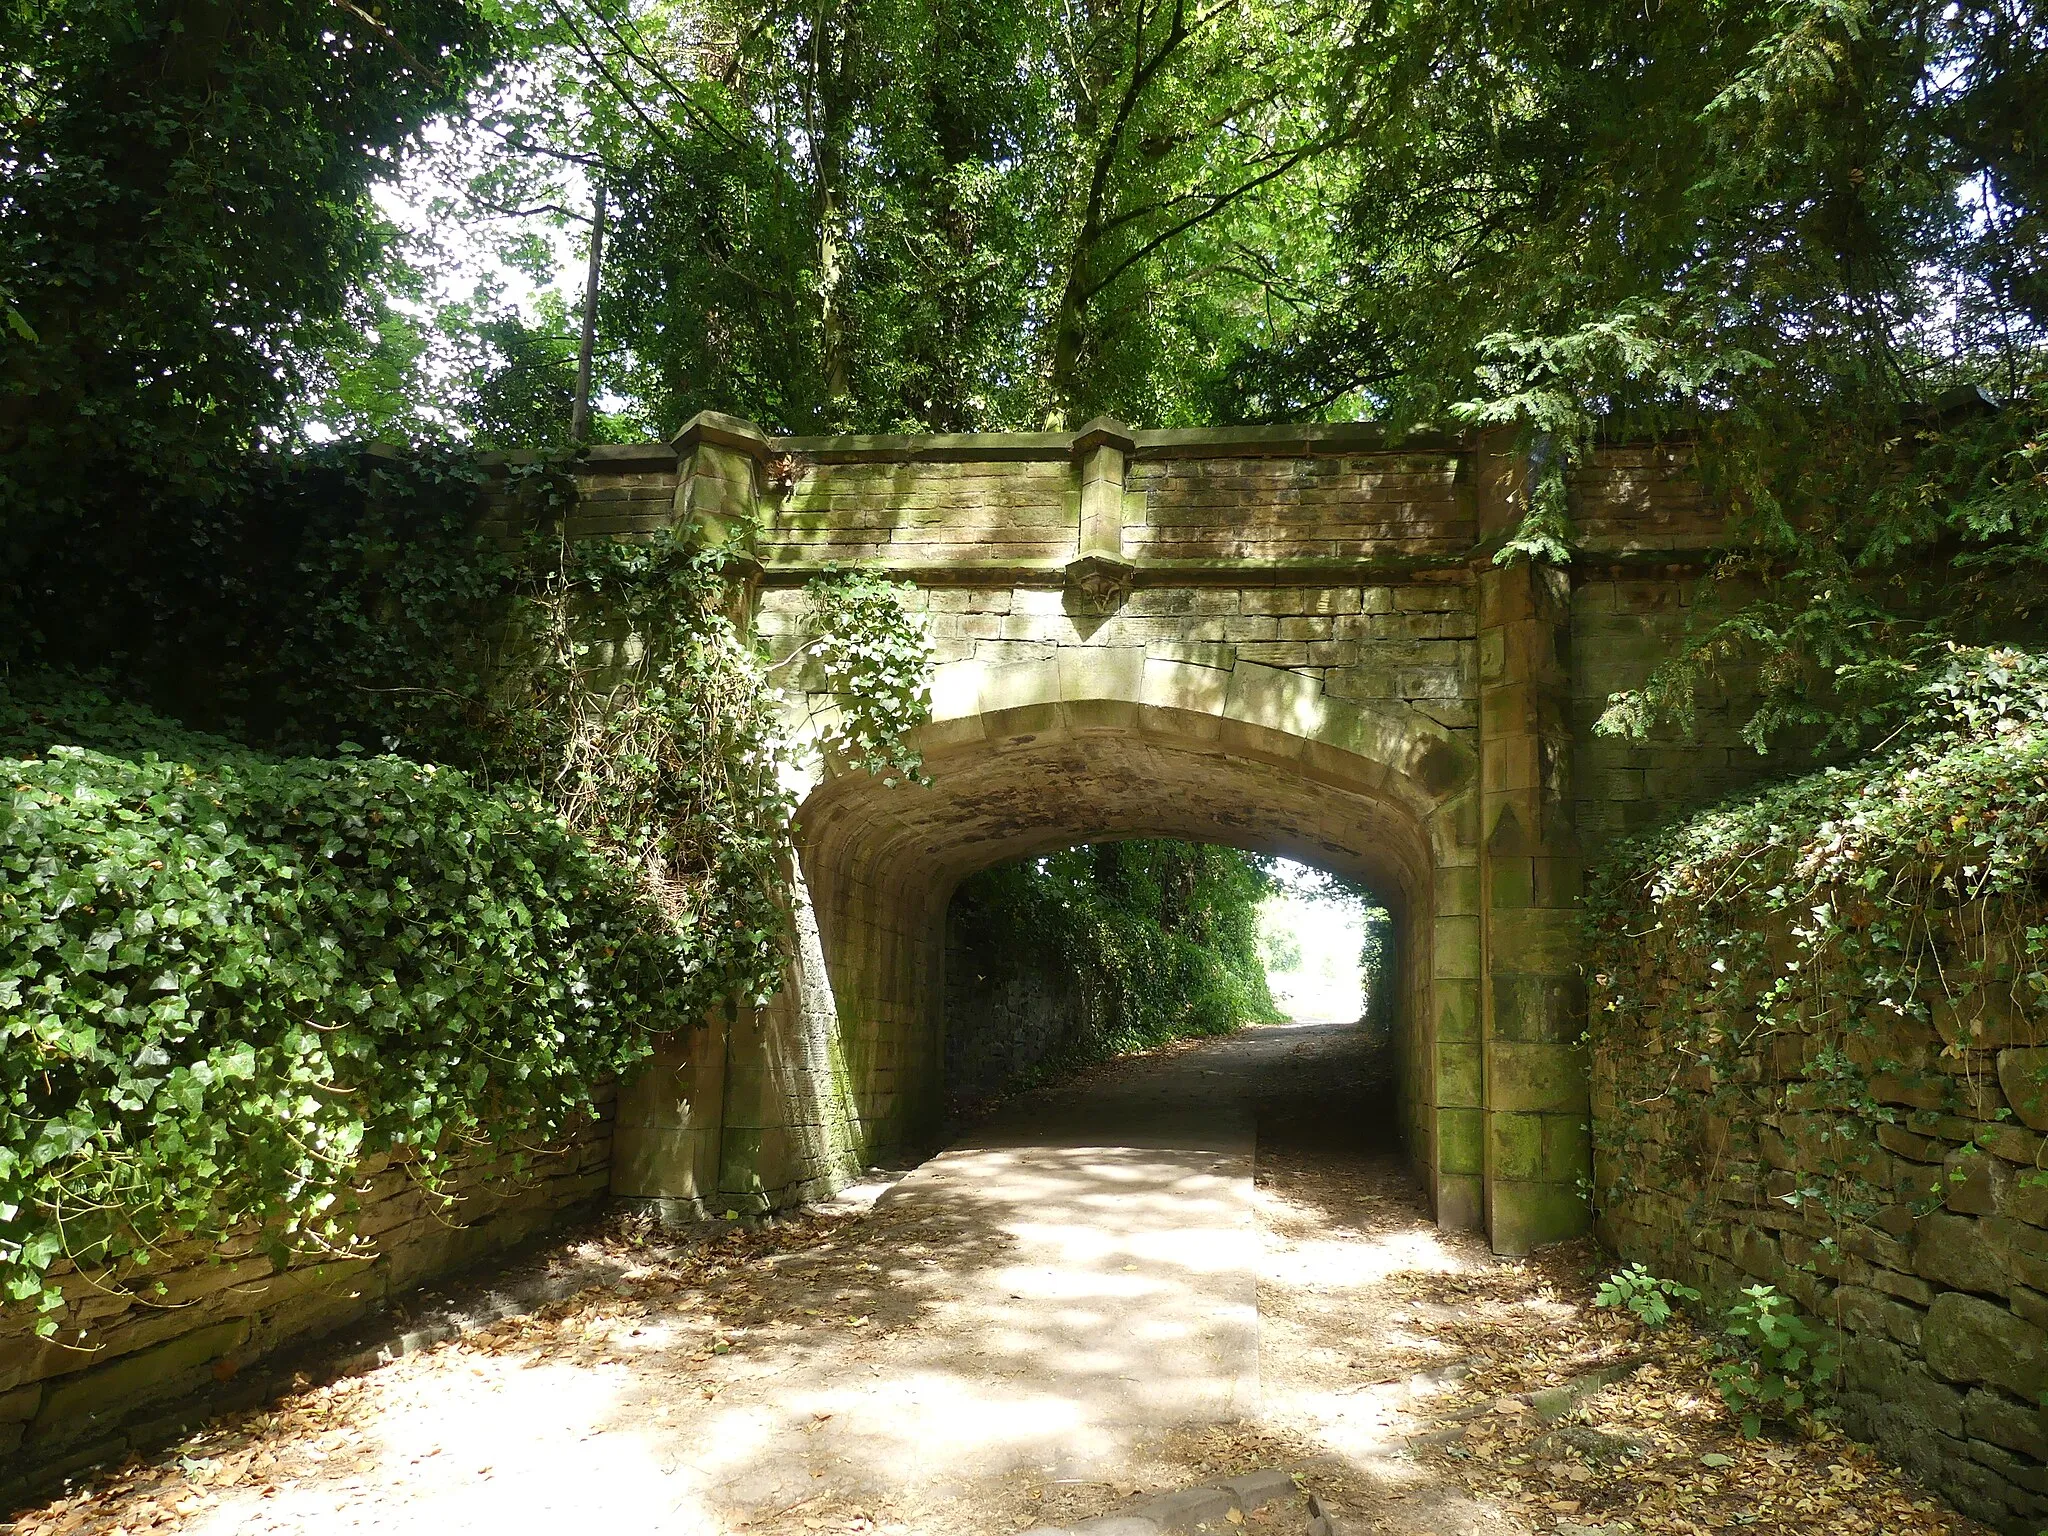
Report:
978,658,1063,715
1435,865,1480,917
1436,978,1480,1043
1944,1148,2014,1217
1147,640,1237,671
1836,1284,1893,1334
1935,994,2043,1051
1924,1292,2048,1400
32,1319,249,1445
1488,1179,1590,1254
1222,662,1326,740
1491,972,1583,1045
1057,646,1147,706
1436,1171,1484,1234
1916,1212,2011,1296
610,1126,718,1202
1438,1108,1483,1175
1433,916,1480,979
1486,1041,1590,1114
1438,1043,1482,1108
1963,1436,2048,1503
1142,657,1232,719
2000,1049,2048,1131
1966,1387,2048,1460
1492,1112,1547,1181
1218,1469,1297,1512
1235,642,1310,667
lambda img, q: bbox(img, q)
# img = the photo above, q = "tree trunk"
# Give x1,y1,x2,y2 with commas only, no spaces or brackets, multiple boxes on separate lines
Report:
811,1,855,424
570,180,608,443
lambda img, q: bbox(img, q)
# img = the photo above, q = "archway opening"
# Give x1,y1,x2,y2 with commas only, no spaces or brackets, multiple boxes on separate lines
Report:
776,686,1459,1219
937,842,1403,1159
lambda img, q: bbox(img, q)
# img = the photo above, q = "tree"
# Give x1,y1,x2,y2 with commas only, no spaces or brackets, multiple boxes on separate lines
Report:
1214,0,2048,747
0,0,496,517
377,0,1373,434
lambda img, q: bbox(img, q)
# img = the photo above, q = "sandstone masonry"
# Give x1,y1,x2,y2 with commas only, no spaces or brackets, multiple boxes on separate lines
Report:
567,415,1772,1259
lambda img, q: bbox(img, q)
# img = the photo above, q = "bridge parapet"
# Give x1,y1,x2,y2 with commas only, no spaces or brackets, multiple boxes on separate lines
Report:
559,417,1720,580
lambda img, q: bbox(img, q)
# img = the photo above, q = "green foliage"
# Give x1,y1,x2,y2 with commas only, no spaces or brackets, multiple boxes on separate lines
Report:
0,0,496,535
510,528,800,1008
1709,1285,1838,1438
952,841,1282,1076
0,448,934,1319
0,671,255,765
1229,0,2048,740
6,449,930,1018
1594,1263,1700,1329
792,570,935,787
366,0,1378,434
1587,646,2048,1316
0,720,683,1326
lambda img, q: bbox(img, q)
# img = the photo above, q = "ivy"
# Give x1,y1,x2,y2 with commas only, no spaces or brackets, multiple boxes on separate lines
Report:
0,733,681,1328
791,568,935,789
1586,645,2048,1290
0,446,936,1327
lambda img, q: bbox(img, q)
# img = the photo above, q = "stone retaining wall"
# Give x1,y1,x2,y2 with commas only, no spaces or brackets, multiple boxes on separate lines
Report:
941,908,1083,1109
1596,927,2048,1533
0,1087,613,1496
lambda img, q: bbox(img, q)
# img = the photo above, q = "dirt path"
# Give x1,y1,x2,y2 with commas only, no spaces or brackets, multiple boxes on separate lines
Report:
4,1022,1994,1536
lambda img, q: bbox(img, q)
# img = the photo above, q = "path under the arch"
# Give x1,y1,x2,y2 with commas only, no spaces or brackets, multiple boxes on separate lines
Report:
169,1020,1521,1536
23,1023,1976,1536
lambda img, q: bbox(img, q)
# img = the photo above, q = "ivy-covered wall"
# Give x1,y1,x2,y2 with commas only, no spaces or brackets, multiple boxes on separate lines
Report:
1588,650,2048,1535
0,683,665,1487
0,440,934,1489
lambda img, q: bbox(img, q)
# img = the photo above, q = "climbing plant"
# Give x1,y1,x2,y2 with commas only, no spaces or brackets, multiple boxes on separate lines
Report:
0,715,681,1329
1586,645,2048,1280
0,449,934,1323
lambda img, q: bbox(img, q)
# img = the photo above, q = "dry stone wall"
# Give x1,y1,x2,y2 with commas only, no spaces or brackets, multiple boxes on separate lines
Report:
941,915,1084,1110
0,1092,612,1497
1596,913,2048,1534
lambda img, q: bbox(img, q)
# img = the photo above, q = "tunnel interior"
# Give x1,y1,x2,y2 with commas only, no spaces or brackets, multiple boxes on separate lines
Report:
785,693,1451,1208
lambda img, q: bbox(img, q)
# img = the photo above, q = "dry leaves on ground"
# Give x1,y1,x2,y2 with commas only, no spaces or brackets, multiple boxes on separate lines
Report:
2,1209,866,1536
1396,1241,1988,1536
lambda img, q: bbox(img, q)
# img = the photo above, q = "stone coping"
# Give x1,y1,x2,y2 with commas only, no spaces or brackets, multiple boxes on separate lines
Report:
478,420,1710,473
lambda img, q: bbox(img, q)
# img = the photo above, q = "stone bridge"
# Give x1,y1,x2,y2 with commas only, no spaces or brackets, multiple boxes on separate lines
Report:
564,412,1759,1255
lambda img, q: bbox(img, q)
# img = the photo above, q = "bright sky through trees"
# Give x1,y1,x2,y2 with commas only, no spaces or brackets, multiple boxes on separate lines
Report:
1257,858,1373,1023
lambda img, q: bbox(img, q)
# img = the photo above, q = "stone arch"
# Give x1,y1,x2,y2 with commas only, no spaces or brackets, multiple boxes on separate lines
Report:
607,649,1491,1239
600,415,1613,1257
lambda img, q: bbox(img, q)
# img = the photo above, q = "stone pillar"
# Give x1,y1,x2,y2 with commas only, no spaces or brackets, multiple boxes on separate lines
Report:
673,409,772,622
611,411,775,1219
1067,417,1138,605
1474,434,1592,1254
1430,810,1485,1233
